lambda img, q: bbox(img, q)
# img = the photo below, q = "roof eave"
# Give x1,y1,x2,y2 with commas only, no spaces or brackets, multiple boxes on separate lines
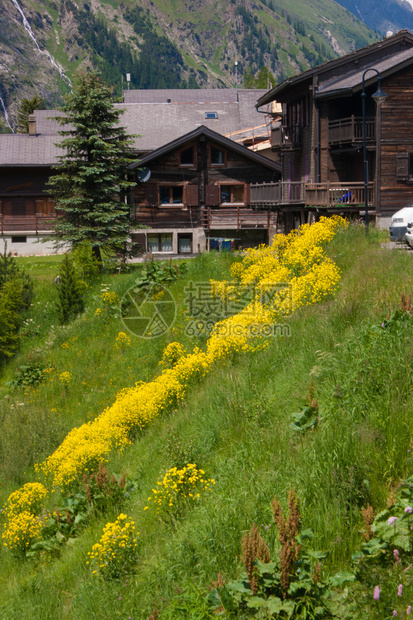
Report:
130,125,281,172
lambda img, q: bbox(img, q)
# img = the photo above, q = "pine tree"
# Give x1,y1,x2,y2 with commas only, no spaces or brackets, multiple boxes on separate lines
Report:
16,96,45,133
47,70,136,263
0,244,33,307
0,279,25,362
55,254,85,324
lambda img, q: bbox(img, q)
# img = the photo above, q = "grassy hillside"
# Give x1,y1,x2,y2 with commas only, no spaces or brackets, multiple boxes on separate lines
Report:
1,225,413,618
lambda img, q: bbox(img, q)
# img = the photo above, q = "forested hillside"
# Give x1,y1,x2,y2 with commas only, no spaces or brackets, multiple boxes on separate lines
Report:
0,0,378,131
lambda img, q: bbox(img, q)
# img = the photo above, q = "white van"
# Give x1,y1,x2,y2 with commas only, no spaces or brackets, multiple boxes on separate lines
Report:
389,205,413,241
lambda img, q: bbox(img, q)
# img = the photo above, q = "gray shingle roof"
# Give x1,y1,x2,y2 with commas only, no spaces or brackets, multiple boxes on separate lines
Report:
0,135,63,166
0,89,272,165
316,46,413,97
256,30,413,107
130,125,281,173
123,88,266,104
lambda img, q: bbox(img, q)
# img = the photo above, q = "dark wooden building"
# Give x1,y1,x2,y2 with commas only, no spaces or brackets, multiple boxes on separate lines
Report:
130,126,281,255
251,30,413,230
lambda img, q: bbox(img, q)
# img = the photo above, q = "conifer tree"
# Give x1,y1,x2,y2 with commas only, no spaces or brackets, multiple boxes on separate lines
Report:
0,279,26,362
16,95,45,133
0,244,33,307
47,70,136,263
55,254,85,324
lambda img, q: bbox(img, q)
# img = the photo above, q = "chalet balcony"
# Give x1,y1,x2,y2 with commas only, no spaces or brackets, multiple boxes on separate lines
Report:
271,124,302,149
201,206,278,231
250,182,305,206
328,116,375,146
250,181,374,210
305,182,374,208
0,214,56,234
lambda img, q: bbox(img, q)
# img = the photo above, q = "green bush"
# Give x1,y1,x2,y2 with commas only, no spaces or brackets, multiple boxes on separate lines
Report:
55,253,85,324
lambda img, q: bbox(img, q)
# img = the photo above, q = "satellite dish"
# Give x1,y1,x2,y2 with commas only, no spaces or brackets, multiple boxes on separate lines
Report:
136,167,151,183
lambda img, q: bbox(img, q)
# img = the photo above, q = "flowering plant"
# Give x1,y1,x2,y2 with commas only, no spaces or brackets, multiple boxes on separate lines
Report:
145,464,215,519
87,513,138,579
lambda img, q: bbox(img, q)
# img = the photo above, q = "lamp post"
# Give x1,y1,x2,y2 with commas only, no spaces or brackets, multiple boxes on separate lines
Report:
362,68,388,231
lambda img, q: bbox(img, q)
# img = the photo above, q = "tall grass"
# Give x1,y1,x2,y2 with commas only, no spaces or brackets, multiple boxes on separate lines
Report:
1,227,413,618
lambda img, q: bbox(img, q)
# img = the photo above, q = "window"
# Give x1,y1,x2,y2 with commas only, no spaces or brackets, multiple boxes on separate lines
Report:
147,233,173,252
178,234,192,254
179,146,195,167
160,185,183,205
396,153,413,182
220,185,245,204
210,146,226,166
35,199,56,214
11,236,27,243
205,112,218,119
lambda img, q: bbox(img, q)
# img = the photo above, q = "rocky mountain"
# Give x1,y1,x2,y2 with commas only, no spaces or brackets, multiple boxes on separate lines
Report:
0,0,378,132
335,0,413,36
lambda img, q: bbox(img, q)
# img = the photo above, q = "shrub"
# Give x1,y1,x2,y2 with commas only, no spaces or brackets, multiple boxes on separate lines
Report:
55,253,85,324
0,278,28,362
87,513,138,579
145,463,215,520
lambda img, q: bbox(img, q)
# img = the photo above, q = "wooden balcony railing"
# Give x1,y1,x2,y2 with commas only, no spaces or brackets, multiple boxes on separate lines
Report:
271,124,302,149
0,214,56,234
250,182,374,209
305,182,374,207
328,116,375,145
251,182,305,206
201,207,277,231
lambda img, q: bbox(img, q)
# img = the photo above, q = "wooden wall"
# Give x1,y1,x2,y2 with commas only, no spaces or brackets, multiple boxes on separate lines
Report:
380,66,413,213
134,137,279,228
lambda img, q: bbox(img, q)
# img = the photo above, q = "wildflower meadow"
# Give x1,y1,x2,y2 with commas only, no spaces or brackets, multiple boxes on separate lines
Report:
1,219,413,618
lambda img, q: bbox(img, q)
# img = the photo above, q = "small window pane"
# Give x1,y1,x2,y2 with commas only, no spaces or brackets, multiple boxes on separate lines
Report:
211,147,224,165
233,185,244,202
178,236,192,253
160,187,170,204
172,186,183,203
160,234,172,252
220,186,231,203
148,234,159,252
180,146,194,166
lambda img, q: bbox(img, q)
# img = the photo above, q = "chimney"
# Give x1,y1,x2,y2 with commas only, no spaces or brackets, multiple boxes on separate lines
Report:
28,114,36,136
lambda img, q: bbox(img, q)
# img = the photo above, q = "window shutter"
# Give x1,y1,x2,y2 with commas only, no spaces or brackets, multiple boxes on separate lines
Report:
144,184,158,207
205,184,220,206
396,153,410,181
186,184,199,206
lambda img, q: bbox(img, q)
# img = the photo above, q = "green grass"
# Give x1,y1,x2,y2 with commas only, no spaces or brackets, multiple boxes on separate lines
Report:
1,228,413,618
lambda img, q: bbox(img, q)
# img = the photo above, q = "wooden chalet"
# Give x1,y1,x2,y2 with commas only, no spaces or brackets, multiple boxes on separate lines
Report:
129,126,281,255
252,30,413,230
0,128,59,255
0,89,280,255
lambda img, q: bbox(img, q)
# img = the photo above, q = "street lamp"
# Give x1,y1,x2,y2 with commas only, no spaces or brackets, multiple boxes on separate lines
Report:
362,68,388,231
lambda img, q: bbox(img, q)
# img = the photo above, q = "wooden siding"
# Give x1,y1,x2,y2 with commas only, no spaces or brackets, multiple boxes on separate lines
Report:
134,136,279,230
380,66,413,213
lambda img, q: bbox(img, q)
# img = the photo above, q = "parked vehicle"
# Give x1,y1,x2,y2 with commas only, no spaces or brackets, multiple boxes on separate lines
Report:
389,205,413,241
405,221,413,248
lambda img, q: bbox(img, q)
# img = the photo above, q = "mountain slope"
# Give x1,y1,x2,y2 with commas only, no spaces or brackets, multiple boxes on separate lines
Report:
335,0,413,35
0,0,378,131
